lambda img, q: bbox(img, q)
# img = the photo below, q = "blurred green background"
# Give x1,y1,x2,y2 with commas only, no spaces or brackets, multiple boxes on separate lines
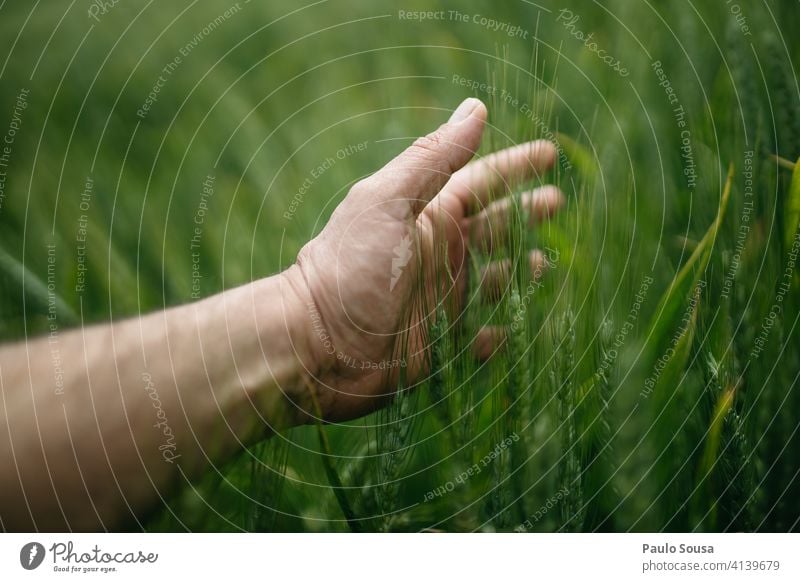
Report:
1,0,799,531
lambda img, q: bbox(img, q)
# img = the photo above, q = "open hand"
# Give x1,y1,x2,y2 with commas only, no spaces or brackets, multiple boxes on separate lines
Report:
285,98,563,421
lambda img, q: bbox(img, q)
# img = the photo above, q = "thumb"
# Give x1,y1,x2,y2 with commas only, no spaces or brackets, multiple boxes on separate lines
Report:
352,98,487,217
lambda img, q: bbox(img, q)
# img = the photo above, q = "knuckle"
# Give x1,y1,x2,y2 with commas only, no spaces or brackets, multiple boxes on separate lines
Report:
404,128,454,178
410,130,444,156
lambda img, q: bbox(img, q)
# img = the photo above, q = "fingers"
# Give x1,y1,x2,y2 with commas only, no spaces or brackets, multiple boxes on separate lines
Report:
348,98,487,219
480,250,549,302
471,249,553,361
468,185,564,251
444,140,558,215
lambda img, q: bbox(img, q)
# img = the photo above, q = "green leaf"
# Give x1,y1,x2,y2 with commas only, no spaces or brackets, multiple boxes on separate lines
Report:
0,245,78,325
650,287,701,402
646,164,733,357
785,155,800,251
691,386,736,529
699,388,736,483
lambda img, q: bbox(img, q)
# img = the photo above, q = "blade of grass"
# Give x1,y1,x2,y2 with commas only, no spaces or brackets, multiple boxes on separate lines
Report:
307,382,362,532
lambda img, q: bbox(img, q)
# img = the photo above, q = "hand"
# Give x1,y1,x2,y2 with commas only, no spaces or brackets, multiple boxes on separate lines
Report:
285,98,563,422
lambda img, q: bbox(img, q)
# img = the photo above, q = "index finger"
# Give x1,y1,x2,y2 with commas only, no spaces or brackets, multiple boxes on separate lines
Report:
442,140,557,216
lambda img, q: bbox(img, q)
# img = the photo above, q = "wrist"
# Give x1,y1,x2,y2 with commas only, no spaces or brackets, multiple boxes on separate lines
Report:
200,267,328,437
275,264,333,426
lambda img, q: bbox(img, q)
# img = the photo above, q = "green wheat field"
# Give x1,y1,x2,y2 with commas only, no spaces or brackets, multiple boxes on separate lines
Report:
1,0,799,532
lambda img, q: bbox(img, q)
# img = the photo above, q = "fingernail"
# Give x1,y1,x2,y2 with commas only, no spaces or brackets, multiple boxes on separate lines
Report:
449,98,482,123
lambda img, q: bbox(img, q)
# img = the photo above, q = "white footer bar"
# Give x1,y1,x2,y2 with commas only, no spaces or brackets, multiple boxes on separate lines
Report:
1,533,798,581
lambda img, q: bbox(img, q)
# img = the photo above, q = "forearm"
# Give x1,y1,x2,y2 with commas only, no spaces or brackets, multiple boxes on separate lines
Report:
0,266,315,531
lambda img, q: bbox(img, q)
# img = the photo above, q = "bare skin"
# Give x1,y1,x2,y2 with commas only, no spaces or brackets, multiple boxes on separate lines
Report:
0,98,562,531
